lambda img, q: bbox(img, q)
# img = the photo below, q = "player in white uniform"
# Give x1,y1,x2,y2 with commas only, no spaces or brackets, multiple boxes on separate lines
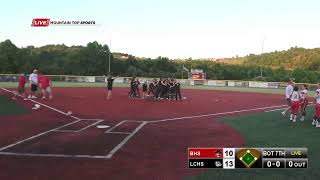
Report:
290,86,300,122
28,69,38,99
281,80,294,116
299,84,308,121
312,85,320,127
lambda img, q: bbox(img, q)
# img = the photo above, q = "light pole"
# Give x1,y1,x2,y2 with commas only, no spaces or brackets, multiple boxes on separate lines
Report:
260,38,266,77
181,65,184,79
108,39,111,76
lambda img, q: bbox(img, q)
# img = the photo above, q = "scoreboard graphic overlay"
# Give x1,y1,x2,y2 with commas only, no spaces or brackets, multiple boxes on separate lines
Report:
188,148,308,169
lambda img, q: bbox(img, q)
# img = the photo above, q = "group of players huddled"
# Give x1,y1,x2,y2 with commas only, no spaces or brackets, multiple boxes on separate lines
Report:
12,69,53,101
281,79,320,128
128,77,182,101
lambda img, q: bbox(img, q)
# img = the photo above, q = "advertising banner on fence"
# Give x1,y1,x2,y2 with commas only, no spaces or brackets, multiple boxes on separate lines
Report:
208,80,226,87
279,82,288,88
258,82,269,88
123,78,132,84
235,82,243,87
194,80,205,85
95,76,105,82
189,80,195,86
228,81,235,87
114,78,124,83
85,77,95,83
66,76,86,82
249,82,259,88
177,79,187,85
268,82,279,88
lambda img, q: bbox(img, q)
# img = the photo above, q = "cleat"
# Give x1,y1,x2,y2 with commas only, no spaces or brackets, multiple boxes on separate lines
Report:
316,121,320,128
300,117,305,122
281,111,286,116
289,114,293,121
312,119,317,125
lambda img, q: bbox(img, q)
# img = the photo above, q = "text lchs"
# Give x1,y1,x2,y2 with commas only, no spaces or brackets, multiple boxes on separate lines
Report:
189,161,204,167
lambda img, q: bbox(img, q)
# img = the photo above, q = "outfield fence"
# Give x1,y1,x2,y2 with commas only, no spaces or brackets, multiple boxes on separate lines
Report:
0,74,318,90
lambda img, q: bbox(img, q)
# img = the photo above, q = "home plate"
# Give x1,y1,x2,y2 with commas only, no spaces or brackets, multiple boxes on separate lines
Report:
96,125,110,129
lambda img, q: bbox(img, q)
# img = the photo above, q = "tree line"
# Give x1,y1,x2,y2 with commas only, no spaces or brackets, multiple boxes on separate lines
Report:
0,40,320,83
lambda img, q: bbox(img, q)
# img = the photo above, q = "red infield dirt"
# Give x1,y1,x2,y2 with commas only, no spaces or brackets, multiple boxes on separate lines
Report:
0,87,284,180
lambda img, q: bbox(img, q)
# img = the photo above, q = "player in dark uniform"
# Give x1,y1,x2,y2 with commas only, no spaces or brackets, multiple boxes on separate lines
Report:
129,76,136,98
159,79,167,99
106,75,115,100
148,79,156,97
136,79,141,98
164,79,170,99
142,81,148,99
155,78,163,99
174,80,182,101
168,79,175,100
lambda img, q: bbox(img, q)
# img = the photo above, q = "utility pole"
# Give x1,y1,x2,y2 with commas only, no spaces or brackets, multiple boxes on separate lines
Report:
182,68,184,79
260,38,265,77
108,39,111,76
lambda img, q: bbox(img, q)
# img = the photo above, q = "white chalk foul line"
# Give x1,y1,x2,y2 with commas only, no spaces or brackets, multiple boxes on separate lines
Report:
105,131,131,135
53,119,104,133
104,120,128,133
264,108,286,112
76,120,104,132
1,88,80,120
79,119,105,121
0,152,107,159
148,104,288,123
264,104,313,112
104,120,146,133
105,121,148,159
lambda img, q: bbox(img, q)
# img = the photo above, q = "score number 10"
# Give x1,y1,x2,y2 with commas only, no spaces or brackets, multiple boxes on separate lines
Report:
223,148,235,169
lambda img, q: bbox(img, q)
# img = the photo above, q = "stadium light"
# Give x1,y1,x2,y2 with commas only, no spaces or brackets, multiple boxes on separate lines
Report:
108,39,111,76
260,38,266,77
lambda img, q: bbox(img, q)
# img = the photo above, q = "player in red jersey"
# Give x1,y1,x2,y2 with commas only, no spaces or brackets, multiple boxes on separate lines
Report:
312,84,320,127
38,74,53,100
299,84,308,121
290,86,300,122
12,73,27,100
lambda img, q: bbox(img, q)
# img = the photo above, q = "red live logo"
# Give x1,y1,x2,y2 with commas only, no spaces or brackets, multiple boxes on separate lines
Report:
31,18,50,27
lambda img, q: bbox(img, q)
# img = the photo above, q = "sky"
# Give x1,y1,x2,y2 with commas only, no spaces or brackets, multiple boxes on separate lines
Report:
0,0,320,59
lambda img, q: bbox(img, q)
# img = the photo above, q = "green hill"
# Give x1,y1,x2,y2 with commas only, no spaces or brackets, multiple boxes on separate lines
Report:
224,47,320,71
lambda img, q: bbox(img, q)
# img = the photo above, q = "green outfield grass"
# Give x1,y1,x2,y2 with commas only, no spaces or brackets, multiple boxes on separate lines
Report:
0,96,30,116
184,106,319,180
